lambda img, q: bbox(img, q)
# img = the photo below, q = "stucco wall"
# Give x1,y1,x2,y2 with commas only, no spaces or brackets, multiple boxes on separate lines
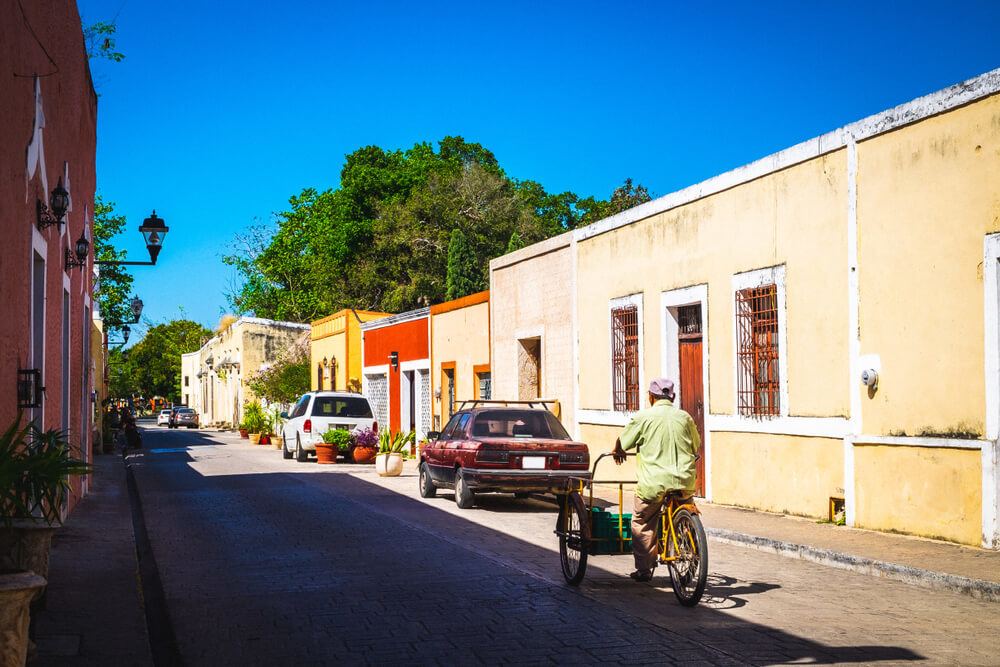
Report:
490,233,576,434
575,151,850,419
431,297,490,423
857,94,1000,438
854,445,982,545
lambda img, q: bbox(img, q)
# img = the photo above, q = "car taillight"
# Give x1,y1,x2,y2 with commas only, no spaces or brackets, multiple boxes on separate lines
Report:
476,449,509,463
372,421,378,434
304,419,312,433
559,452,587,464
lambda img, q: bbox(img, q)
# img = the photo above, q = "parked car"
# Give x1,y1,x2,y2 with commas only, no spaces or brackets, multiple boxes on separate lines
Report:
419,404,591,509
169,407,199,429
281,391,376,462
156,409,172,426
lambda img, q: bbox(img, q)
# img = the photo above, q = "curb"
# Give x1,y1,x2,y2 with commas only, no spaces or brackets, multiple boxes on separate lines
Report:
708,528,1000,604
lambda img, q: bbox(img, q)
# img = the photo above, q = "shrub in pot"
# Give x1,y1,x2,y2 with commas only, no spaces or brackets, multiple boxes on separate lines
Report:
271,409,285,449
318,429,351,465
0,416,90,663
242,402,267,444
351,428,377,464
375,430,414,477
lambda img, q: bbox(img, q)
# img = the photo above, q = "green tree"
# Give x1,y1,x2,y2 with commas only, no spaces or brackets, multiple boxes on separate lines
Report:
576,178,653,227
83,21,125,62
446,228,479,300
117,320,211,402
92,195,134,334
245,346,310,405
506,231,524,254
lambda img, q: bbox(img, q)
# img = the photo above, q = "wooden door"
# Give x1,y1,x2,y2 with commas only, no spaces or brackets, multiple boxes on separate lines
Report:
678,305,705,497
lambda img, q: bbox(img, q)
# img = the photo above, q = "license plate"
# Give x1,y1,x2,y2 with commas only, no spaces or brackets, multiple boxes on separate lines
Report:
522,456,545,470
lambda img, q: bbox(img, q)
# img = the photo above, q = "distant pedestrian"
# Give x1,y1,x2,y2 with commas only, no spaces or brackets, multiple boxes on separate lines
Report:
612,377,700,582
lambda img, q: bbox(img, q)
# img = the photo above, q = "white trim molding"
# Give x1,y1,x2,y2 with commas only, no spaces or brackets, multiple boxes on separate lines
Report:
608,292,645,416
984,234,1000,441
362,364,390,377
400,359,430,373
983,440,999,549
848,434,986,451
660,284,711,501
708,414,851,439
731,264,789,418
360,307,429,331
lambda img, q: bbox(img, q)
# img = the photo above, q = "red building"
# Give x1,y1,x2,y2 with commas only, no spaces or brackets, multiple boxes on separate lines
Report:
1,2,98,509
361,308,431,439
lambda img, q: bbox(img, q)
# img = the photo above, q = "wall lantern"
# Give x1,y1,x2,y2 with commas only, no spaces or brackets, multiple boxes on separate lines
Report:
108,325,130,348
388,351,399,370
322,356,329,367
36,180,69,229
64,231,90,270
96,210,169,267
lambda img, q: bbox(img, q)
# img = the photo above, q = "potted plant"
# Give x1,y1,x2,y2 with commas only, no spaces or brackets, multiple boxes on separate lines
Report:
375,430,415,477
351,428,378,464
1,416,90,663
242,401,266,444
318,429,351,465
271,408,285,450
238,421,249,439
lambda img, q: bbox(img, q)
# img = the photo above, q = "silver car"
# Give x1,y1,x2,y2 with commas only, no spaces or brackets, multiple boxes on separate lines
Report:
170,408,199,429
281,392,376,462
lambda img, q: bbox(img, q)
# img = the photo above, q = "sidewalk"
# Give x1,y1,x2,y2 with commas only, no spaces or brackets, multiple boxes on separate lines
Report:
33,453,152,666
581,485,1000,602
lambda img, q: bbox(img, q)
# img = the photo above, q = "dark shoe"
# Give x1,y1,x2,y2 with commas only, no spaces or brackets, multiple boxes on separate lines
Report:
629,569,654,582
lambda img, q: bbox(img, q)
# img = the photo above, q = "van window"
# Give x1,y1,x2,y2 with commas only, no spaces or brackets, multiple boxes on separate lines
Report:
311,396,373,418
290,394,311,418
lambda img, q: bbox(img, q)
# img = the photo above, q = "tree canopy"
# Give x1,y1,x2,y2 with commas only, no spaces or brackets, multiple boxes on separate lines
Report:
224,136,651,320
111,320,211,403
92,195,134,335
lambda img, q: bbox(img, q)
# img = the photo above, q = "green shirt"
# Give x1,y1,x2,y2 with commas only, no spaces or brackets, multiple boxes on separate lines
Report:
619,399,701,500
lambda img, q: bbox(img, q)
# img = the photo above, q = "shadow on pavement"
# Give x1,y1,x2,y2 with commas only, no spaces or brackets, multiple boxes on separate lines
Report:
127,426,924,665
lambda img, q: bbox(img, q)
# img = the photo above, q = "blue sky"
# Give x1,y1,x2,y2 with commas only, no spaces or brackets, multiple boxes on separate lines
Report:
78,0,1000,339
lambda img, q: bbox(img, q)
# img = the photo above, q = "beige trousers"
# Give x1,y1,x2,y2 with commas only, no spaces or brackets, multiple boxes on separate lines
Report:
631,493,666,572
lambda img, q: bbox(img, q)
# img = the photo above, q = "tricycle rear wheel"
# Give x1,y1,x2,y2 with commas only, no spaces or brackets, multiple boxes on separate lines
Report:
557,492,590,585
666,509,708,606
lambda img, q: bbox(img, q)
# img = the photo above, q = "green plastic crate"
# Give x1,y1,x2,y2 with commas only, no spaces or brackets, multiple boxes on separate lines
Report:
589,507,632,554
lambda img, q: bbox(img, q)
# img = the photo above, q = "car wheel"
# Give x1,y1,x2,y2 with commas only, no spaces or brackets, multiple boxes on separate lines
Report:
282,432,293,460
454,469,475,509
295,435,308,463
419,463,437,498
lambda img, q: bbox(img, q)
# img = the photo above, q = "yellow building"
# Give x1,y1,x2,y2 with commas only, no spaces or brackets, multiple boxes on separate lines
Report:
310,309,389,393
501,68,1000,548
430,291,491,430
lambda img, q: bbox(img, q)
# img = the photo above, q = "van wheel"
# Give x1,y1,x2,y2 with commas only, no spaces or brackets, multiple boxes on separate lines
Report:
295,436,308,462
454,469,475,509
419,463,437,498
282,433,293,460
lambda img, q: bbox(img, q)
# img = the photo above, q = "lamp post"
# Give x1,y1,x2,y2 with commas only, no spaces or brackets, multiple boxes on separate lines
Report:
95,211,169,266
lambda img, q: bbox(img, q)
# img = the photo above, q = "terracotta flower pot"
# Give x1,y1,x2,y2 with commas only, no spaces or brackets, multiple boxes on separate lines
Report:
248,433,262,445
260,434,271,445
0,572,46,667
239,429,249,439
352,446,377,464
375,452,404,477
315,443,336,464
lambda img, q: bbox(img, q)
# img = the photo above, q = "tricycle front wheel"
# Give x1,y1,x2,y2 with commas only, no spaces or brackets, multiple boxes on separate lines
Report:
557,492,590,585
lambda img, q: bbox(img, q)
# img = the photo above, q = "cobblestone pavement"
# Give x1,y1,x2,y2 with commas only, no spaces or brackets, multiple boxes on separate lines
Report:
135,427,1000,665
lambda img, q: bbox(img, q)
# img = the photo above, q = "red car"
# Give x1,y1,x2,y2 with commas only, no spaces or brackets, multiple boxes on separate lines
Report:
419,403,591,509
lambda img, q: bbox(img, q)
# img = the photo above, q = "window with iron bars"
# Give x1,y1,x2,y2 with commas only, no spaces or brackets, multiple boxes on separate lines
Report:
611,304,640,411
735,284,780,417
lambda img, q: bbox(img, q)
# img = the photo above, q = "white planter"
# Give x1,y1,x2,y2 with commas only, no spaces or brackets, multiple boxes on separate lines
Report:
0,572,46,667
375,453,404,477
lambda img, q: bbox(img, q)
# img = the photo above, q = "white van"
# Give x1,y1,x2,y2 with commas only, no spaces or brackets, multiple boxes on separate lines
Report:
281,391,376,462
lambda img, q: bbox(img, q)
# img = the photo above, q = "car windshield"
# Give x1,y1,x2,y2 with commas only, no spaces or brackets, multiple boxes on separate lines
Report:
311,396,373,418
471,410,571,440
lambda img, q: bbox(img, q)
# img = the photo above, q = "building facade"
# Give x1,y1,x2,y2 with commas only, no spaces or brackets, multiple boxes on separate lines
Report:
489,232,576,434
1,3,98,510
185,317,309,427
547,68,1000,548
310,309,389,393
361,308,430,439
429,291,491,430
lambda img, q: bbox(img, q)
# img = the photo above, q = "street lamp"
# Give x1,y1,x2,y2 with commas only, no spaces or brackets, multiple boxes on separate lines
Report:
108,324,130,348
129,296,144,323
95,210,170,267
64,231,90,270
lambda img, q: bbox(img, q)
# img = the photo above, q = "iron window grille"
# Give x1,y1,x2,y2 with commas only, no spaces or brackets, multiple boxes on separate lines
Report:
478,372,492,400
735,284,780,417
611,305,640,411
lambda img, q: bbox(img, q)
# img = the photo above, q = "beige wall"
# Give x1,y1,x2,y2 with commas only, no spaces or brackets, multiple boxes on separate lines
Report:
490,233,577,434
431,300,490,425
857,94,1000,438
575,151,850,418
854,445,982,545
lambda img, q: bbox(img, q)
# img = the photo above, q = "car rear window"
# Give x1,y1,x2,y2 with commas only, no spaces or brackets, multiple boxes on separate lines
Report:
311,396,373,418
471,410,571,440
178,409,195,414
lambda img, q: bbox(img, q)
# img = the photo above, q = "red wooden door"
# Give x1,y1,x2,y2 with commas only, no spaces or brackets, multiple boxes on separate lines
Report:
679,312,705,497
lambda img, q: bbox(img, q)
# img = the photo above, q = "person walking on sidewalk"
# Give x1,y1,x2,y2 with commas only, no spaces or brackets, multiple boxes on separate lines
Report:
612,377,700,582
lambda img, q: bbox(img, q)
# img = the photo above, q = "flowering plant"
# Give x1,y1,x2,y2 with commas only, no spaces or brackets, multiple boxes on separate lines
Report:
352,427,377,448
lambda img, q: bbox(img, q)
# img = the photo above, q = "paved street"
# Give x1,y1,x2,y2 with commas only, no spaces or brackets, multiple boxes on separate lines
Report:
130,426,1000,665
